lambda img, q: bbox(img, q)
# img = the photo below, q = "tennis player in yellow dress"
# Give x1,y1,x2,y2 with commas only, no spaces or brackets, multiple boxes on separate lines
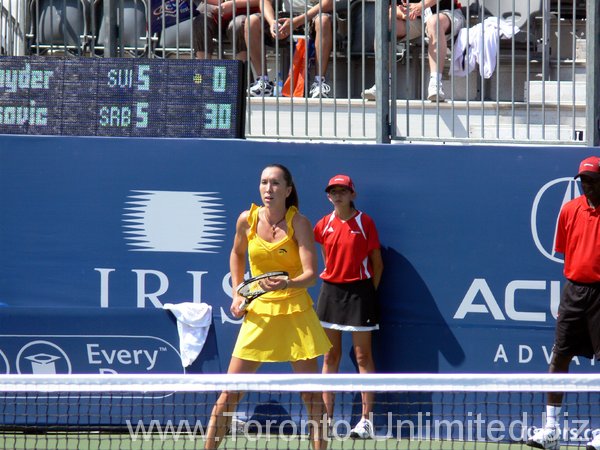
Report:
204,164,331,450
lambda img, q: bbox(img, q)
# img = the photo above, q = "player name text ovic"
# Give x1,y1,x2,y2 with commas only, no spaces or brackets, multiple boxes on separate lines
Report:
0,64,53,126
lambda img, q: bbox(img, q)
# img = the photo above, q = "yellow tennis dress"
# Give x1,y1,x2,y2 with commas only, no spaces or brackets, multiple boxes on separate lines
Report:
232,204,332,362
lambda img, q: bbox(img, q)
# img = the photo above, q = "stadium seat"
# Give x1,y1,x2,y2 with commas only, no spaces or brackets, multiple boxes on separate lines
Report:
481,0,543,31
346,0,423,99
550,0,586,20
347,0,374,56
27,0,89,55
474,0,544,45
95,0,149,56
346,0,469,57
155,17,194,58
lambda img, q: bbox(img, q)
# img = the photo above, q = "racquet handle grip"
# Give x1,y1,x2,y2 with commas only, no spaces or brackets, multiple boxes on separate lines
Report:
238,299,251,312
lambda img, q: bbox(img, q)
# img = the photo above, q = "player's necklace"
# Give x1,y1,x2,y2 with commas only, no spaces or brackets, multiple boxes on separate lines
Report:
264,212,286,238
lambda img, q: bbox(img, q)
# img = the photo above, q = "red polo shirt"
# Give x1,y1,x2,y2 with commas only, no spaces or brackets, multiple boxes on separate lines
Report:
555,195,600,283
314,211,380,283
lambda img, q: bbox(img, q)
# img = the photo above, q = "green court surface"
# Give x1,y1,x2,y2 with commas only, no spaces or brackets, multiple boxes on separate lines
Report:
0,434,556,449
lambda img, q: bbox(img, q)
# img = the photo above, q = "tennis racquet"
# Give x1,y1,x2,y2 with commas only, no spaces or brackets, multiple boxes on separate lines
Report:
236,271,289,311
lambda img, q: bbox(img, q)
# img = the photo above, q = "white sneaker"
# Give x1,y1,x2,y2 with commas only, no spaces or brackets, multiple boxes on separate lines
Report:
427,80,445,102
309,79,331,98
248,78,274,97
228,417,246,434
362,84,376,100
526,426,560,449
587,429,600,450
349,418,374,439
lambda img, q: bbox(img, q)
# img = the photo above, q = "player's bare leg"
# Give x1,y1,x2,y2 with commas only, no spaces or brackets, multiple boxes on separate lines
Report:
547,352,572,406
245,14,268,78
313,14,333,78
352,331,376,420
293,358,328,449
322,329,342,418
204,390,245,449
204,357,261,449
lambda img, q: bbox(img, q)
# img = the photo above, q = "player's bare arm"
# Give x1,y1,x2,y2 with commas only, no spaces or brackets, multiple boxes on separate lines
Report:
369,248,384,289
229,210,250,317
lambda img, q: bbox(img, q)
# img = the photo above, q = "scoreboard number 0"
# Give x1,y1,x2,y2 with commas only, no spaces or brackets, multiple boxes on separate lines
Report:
212,66,227,93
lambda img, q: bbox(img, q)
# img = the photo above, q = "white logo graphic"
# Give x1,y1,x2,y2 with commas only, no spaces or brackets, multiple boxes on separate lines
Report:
24,353,61,374
531,177,581,263
0,350,9,374
16,340,72,374
123,190,225,253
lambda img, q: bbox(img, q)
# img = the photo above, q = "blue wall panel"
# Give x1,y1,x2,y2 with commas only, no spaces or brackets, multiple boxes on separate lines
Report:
0,135,597,377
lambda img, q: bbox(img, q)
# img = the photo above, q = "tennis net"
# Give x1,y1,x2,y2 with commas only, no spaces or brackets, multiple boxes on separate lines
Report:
1,373,600,449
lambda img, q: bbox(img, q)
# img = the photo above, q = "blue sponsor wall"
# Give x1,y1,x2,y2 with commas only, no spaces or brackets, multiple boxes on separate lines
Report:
0,135,598,436
0,135,597,374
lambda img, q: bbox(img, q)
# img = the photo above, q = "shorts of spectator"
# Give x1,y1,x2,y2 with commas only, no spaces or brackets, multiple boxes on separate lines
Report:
193,4,249,55
400,8,464,41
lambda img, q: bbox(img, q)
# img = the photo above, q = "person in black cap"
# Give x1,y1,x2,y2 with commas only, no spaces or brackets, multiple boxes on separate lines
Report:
313,174,383,439
527,156,600,450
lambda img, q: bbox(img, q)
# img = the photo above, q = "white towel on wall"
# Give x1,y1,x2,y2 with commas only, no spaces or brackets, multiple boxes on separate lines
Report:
163,302,212,368
452,17,520,79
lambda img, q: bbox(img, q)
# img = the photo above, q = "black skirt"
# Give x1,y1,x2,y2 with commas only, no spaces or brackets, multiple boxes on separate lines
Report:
316,279,379,328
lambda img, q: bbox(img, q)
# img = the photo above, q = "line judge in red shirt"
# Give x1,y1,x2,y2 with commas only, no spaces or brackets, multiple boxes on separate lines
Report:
313,174,384,440
527,156,600,450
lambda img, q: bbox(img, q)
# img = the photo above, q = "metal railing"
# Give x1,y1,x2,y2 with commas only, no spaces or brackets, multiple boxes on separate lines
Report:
2,0,26,55
382,0,588,145
3,0,593,144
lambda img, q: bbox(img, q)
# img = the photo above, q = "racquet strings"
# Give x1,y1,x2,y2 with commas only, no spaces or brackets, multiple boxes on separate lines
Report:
240,279,266,299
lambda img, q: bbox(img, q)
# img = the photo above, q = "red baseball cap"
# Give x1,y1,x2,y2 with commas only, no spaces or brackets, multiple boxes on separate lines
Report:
575,156,600,178
325,174,355,192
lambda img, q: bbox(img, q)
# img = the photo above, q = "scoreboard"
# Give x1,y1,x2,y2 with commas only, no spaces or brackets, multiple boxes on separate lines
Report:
0,57,245,138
